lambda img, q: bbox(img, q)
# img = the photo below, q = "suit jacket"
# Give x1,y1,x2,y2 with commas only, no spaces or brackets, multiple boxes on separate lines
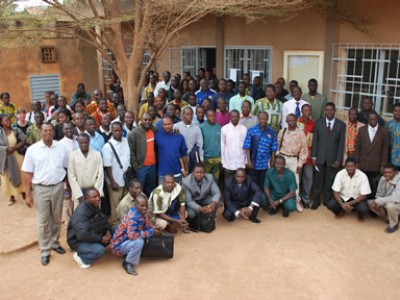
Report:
356,125,389,172
311,118,346,165
181,173,221,212
223,176,262,214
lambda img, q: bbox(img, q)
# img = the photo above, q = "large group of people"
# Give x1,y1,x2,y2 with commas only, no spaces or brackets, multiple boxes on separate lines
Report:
1,68,399,276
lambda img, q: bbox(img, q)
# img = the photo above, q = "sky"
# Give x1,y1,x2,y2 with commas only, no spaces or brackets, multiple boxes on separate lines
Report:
15,0,48,11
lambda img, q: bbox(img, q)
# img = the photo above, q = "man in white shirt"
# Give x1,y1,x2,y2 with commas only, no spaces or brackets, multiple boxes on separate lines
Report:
68,133,104,210
154,71,171,97
281,86,308,128
327,157,371,221
22,123,68,266
102,122,131,224
221,110,248,180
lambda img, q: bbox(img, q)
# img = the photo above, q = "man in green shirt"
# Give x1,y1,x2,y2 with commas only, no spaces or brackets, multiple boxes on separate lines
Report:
200,110,221,182
252,84,282,133
302,78,326,121
264,155,297,217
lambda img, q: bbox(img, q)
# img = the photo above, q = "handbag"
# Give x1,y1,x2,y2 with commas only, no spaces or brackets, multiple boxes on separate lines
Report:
188,212,215,233
141,233,174,259
107,141,135,187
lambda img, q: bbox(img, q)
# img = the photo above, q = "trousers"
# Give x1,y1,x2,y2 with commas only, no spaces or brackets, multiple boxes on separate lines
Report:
76,242,105,265
120,239,145,265
107,185,126,225
300,165,313,203
385,202,400,228
187,195,221,219
313,163,339,204
135,165,157,197
326,198,369,217
203,157,221,183
33,182,64,256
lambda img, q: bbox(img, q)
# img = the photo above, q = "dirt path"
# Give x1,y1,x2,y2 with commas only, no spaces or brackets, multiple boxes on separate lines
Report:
1,199,399,300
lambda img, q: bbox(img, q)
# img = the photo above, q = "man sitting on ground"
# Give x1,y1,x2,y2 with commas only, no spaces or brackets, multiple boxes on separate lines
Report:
181,163,221,220
67,188,111,269
264,155,297,217
371,163,400,233
110,195,154,276
149,174,188,232
327,157,371,221
116,179,148,221
223,168,262,223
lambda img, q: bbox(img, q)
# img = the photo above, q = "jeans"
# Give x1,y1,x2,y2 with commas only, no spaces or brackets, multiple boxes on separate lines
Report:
76,242,106,265
120,239,145,265
135,165,157,197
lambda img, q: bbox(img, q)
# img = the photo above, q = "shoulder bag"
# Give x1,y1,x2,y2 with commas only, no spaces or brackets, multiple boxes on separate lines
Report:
107,141,135,187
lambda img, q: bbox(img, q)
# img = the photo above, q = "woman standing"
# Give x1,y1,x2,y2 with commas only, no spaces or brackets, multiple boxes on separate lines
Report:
0,92,17,123
12,108,32,135
0,115,26,205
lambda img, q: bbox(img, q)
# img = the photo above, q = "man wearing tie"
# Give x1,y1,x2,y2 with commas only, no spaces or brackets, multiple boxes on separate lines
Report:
311,102,346,210
281,86,308,128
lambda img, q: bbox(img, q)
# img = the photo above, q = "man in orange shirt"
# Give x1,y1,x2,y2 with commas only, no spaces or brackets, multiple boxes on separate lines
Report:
127,113,157,197
86,89,116,120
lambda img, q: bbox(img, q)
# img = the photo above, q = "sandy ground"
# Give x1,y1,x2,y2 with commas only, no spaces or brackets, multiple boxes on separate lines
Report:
1,198,399,300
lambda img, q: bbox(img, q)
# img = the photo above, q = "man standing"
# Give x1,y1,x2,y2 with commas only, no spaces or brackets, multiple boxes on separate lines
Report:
281,86,308,128
96,114,112,142
216,98,230,127
154,71,171,97
264,155,297,217
302,78,326,120
211,79,234,110
252,84,282,134
223,168,262,223
229,81,254,112
68,133,104,210
327,158,371,221
221,110,248,180
239,100,258,129
243,111,277,192
73,112,86,137
116,179,147,221
85,117,105,153
297,104,315,208
22,123,68,265
345,108,365,160
200,110,222,182
250,76,265,101
182,164,221,219
67,188,111,269
128,113,157,197
155,117,188,184
26,111,44,145
195,79,216,106
311,102,346,210
356,112,390,198
277,114,308,211
141,74,157,103
174,107,204,173
102,122,130,224
357,96,385,126
385,103,400,169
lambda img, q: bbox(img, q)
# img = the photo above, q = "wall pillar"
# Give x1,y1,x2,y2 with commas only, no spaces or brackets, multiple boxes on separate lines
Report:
216,17,225,78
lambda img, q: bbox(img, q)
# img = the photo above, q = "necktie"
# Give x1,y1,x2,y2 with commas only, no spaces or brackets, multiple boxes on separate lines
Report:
295,102,301,119
328,122,331,133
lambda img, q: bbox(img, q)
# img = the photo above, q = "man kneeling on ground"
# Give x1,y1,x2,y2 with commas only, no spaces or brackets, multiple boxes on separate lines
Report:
223,168,262,223
327,157,371,221
182,163,221,220
67,188,111,269
370,163,400,233
110,195,154,276
149,174,188,232
264,155,297,217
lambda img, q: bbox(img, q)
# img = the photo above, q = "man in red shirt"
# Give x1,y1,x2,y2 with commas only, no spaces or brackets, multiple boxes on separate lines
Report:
297,104,315,209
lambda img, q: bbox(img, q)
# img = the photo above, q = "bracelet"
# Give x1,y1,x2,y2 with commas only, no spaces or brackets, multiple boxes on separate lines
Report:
279,199,283,204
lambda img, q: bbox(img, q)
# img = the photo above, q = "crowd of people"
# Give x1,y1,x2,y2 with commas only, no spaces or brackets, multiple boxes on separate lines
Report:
1,67,400,276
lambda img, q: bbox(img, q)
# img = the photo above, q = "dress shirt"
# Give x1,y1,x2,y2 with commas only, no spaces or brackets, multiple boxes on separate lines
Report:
87,131,105,153
173,122,204,160
332,169,371,201
277,128,308,167
229,94,254,112
221,122,247,170
59,136,78,155
368,124,378,142
281,99,308,128
326,118,336,129
154,81,171,97
102,137,131,187
22,140,67,185
68,149,104,200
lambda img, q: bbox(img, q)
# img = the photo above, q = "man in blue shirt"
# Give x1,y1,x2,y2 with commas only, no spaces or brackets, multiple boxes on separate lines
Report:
85,117,105,152
155,117,188,185
211,79,234,110
243,111,278,204
195,79,216,106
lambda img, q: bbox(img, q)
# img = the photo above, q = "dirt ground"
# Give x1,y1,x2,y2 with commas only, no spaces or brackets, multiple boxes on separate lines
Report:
1,198,399,300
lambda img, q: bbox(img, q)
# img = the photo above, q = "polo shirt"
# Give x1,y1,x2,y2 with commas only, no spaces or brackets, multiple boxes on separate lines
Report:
332,169,372,201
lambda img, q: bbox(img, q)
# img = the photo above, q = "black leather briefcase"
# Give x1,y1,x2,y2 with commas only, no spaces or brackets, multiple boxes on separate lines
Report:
141,233,174,259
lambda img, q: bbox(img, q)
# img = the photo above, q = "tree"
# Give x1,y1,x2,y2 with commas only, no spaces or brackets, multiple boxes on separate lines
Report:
0,0,370,113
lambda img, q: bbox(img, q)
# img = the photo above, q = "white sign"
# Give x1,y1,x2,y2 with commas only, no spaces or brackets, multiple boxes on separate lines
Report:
229,68,238,82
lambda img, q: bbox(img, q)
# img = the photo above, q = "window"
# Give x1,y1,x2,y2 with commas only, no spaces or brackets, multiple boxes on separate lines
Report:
29,74,60,103
41,47,56,63
180,47,216,76
224,47,272,87
330,44,400,116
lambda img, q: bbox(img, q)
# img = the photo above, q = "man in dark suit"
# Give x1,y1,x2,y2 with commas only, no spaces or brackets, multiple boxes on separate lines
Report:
311,102,346,209
181,163,221,219
223,168,262,223
356,112,390,199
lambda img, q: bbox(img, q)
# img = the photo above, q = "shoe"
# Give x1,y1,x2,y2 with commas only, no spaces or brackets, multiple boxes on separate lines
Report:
357,214,365,222
41,255,50,266
302,201,310,209
311,202,320,210
73,252,91,269
282,209,289,218
249,217,261,223
53,246,66,254
268,208,277,215
122,261,138,276
335,211,345,219
385,224,399,234
368,211,378,219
